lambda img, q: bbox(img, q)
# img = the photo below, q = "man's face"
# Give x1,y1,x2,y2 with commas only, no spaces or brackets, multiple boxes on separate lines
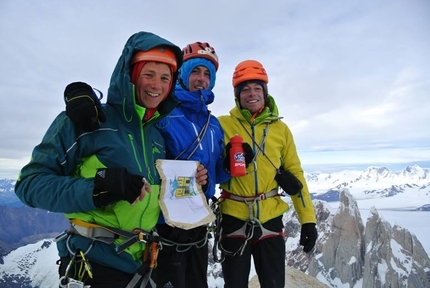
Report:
135,62,172,108
188,66,210,91
238,82,265,113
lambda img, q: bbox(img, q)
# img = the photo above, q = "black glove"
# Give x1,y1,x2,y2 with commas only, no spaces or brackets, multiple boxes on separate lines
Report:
92,167,144,208
223,142,254,173
64,82,106,132
242,142,254,166
275,168,303,196
300,223,317,253
201,179,209,193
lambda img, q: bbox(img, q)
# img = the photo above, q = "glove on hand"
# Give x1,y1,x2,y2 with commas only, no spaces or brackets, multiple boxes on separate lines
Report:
242,142,254,166
201,179,209,193
300,223,317,253
92,167,144,208
223,142,254,173
275,168,303,196
64,82,106,132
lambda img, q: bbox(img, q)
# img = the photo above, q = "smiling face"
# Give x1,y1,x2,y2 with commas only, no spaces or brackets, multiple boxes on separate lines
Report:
135,62,172,108
188,66,210,91
238,82,265,113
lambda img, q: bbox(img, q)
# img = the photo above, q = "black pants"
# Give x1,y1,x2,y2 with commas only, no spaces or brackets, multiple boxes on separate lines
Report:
58,256,139,288
152,224,209,288
220,215,285,288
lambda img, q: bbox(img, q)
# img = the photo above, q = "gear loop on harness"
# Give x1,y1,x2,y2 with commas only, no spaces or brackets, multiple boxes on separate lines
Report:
156,227,210,253
66,233,94,256
209,196,225,263
212,189,283,262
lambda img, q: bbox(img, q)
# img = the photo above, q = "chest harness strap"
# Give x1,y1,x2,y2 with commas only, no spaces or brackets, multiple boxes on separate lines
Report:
212,189,284,263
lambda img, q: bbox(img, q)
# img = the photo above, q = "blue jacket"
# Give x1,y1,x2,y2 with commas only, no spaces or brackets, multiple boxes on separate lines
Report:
156,85,230,200
14,31,182,274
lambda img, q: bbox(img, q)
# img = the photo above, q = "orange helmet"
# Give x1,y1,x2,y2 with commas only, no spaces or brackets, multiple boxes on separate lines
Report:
232,60,269,87
131,46,178,72
182,42,219,71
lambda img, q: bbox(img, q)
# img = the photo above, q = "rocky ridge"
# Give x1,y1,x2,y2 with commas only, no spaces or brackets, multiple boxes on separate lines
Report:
283,189,430,287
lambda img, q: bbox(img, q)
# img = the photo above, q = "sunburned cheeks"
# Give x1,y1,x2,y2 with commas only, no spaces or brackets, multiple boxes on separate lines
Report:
134,62,173,109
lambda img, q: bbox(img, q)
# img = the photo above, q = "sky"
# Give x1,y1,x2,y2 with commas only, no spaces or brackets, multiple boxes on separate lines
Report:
1,0,430,179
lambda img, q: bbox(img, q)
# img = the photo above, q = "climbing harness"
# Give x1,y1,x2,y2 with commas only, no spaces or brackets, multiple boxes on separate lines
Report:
126,239,160,288
212,189,284,263
55,218,211,287
158,231,209,253
55,219,162,288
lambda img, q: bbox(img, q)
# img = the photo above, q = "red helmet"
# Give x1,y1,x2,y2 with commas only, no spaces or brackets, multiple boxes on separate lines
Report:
232,60,268,87
182,42,219,71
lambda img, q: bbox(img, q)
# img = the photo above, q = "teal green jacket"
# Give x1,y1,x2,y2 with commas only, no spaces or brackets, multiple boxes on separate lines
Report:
14,31,182,273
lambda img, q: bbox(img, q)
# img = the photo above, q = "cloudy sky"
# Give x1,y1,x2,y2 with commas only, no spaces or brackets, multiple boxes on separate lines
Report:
1,0,429,179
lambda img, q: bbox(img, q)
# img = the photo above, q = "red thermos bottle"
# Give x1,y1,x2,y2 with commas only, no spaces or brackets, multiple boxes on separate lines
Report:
229,134,246,177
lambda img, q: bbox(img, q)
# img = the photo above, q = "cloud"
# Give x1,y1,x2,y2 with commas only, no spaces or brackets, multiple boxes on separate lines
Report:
1,0,429,179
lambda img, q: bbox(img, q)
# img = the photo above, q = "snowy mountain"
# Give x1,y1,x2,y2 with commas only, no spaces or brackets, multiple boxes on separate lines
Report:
0,179,21,207
2,189,429,287
307,165,430,210
283,190,430,287
0,240,59,287
1,165,429,287
2,165,429,208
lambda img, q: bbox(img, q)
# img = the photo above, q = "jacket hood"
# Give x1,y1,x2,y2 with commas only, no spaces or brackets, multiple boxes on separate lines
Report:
169,87,214,127
177,58,217,91
107,31,183,119
175,85,214,107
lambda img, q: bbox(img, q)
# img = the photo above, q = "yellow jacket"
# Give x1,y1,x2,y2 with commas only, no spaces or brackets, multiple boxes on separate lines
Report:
218,95,316,225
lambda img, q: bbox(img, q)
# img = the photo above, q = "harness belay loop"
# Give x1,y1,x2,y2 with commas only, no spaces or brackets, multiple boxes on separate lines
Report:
211,189,283,263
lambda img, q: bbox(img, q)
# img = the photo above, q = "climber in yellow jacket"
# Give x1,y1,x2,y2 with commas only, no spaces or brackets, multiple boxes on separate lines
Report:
217,59,318,288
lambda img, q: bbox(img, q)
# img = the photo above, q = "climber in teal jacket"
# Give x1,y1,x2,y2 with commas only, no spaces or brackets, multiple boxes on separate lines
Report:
60,41,231,288
14,31,208,287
